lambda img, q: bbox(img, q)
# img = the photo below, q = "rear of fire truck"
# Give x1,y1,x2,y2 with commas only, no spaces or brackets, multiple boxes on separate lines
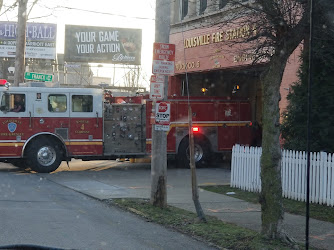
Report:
144,96,255,167
107,90,258,168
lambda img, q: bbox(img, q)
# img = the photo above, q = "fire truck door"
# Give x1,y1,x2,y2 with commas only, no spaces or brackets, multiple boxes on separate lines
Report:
34,93,71,141
0,92,30,158
68,94,103,156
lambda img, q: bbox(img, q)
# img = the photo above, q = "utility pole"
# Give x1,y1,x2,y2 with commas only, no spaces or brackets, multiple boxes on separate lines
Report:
150,0,170,208
14,0,28,86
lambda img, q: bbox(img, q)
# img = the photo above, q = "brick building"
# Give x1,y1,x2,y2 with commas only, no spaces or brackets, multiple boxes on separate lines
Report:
169,0,302,125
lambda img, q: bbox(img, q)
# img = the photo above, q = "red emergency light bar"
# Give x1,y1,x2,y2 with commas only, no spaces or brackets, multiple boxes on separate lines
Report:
0,79,7,85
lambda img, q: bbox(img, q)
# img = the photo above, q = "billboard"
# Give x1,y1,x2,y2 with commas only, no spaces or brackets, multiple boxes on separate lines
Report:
64,25,142,65
0,22,57,60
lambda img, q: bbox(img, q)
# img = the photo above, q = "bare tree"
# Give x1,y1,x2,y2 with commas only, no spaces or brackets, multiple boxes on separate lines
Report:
13,0,28,86
124,66,141,89
216,0,309,240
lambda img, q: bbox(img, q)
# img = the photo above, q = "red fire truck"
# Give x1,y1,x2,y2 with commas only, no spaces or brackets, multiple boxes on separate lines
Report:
0,82,255,173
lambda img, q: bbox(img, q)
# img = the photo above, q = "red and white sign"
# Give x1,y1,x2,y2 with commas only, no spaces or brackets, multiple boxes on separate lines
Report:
152,43,175,75
150,75,164,100
155,101,170,125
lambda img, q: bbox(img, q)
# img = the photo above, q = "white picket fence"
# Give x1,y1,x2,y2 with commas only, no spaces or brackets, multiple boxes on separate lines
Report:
231,144,334,207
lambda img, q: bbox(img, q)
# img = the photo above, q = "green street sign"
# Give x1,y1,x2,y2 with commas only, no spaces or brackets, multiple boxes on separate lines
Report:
24,72,53,82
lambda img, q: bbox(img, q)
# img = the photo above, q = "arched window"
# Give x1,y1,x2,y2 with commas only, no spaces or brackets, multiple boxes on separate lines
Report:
199,0,207,14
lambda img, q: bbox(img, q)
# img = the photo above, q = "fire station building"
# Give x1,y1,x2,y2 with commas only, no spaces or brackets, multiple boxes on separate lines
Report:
169,0,302,125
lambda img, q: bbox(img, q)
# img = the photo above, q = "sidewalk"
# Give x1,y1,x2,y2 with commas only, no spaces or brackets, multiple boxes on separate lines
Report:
168,189,334,250
46,161,334,250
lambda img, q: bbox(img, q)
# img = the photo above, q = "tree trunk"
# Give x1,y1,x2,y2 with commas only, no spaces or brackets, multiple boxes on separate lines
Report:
14,0,28,86
260,53,288,239
188,106,206,222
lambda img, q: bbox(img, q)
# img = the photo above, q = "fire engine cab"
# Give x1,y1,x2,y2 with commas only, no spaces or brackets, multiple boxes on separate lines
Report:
0,83,255,173
0,83,146,172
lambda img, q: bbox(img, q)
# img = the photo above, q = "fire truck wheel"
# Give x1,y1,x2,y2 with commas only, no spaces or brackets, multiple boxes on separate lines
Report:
26,138,62,173
177,137,211,168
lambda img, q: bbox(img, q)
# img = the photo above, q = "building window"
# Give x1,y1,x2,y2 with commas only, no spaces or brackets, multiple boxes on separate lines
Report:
199,0,207,14
219,0,228,9
181,0,188,20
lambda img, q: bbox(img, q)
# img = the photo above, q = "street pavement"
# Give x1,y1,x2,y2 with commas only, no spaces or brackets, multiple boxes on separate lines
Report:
0,162,216,250
3,159,334,249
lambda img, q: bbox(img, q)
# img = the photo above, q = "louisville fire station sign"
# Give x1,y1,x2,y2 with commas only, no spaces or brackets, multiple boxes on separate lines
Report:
25,72,53,82
152,42,175,75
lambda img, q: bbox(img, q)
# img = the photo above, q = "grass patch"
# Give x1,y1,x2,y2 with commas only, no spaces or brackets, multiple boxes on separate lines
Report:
110,198,299,250
201,185,334,223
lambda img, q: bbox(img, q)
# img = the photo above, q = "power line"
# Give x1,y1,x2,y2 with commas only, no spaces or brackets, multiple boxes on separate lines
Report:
53,5,155,21
1,2,155,21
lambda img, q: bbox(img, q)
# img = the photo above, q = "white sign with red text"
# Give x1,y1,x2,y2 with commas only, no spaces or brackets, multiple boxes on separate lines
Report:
152,42,175,75
150,75,164,100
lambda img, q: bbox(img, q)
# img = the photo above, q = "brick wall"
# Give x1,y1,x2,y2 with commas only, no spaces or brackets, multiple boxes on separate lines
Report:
279,44,303,118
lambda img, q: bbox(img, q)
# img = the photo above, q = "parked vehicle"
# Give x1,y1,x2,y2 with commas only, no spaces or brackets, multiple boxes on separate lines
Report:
0,83,255,172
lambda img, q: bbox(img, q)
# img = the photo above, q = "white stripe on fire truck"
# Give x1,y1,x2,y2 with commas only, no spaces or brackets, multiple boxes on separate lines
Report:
66,139,103,141
0,140,26,143
65,142,103,146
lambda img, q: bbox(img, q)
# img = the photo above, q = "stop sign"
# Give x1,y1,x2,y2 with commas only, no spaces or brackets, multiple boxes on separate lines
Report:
158,102,168,112
155,101,171,125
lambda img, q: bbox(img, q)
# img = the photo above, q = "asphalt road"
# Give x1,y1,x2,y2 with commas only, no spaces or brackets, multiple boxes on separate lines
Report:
0,161,219,250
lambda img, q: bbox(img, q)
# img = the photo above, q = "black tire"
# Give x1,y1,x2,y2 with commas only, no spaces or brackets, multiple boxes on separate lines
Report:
176,136,212,168
26,138,63,173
